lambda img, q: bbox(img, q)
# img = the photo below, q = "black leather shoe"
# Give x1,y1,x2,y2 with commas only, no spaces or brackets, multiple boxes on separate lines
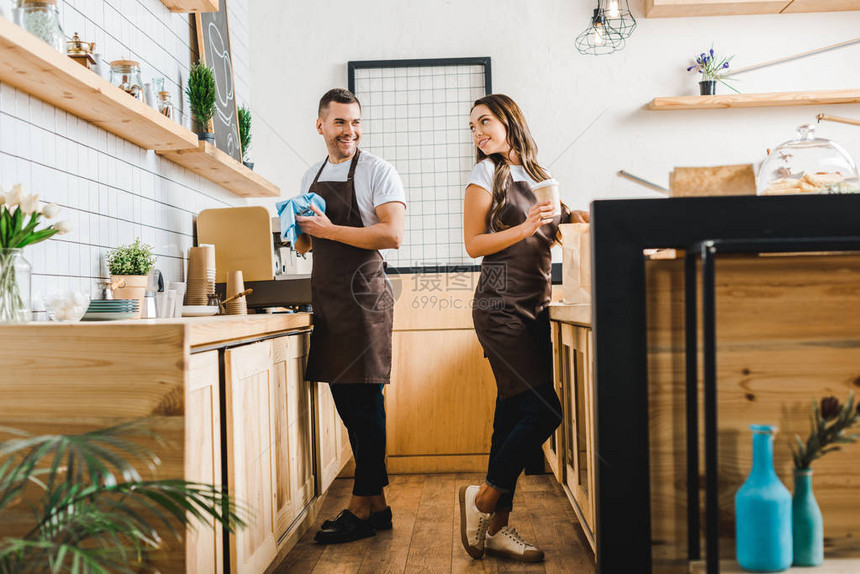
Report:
314,510,375,544
369,506,392,530
321,506,392,531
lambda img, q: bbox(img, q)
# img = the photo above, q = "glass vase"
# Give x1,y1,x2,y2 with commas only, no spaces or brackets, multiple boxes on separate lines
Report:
792,468,824,566
699,79,716,96
735,424,792,572
0,248,32,323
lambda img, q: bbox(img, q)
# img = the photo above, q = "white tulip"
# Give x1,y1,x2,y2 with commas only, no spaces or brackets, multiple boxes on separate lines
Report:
5,184,24,208
41,203,60,219
20,194,40,216
53,220,73,235
0,187,5,207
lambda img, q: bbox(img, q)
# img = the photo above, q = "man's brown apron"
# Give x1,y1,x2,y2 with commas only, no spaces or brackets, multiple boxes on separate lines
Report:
472,175,560,399
304,150,394,384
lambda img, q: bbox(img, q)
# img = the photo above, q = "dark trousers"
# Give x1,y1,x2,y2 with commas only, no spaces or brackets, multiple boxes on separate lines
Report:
329,383,389,496
485,383,562,510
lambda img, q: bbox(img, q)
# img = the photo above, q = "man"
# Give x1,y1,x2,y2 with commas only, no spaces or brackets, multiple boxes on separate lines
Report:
295,88,406,544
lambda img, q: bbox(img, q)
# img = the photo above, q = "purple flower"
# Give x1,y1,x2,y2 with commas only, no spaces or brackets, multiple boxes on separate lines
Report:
722,62,730,69
710,48,714,58
687,65,696,71
701,53,707,61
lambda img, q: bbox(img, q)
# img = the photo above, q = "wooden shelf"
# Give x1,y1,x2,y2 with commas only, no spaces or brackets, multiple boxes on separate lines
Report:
159,0,219,12
157,142,280,198
690,559,860,573
648,89,860,110
645,0,859,18
0,18,198,151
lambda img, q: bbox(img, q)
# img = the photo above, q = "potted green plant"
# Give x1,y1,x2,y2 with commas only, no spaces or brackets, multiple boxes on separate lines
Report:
0,184,72,323
790,392,860,566
686,45,739,95
185,61,216,143
0,421,246,572
106,238,156,318
238,104,253,170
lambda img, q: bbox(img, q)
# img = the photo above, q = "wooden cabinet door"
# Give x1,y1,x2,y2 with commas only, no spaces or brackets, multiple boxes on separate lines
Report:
186,351,223,574
271,333,315,540
224,341,278,573
544,321,565,482
315,382,351,493
387,329,496,472
561,323,596,550
287,334,315,514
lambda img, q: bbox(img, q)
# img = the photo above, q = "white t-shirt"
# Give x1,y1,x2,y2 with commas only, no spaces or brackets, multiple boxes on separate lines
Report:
300,151,406,227
467,158,547,194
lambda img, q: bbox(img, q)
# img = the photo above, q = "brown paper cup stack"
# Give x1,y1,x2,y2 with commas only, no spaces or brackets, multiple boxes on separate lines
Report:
225,270,248,315
186,245,216,305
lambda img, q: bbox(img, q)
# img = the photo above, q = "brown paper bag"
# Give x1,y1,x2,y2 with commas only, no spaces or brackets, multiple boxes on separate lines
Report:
559,223,591,304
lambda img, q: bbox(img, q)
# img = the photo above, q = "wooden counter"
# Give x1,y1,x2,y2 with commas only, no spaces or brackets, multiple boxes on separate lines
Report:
548,303,591,326
0,312,351,574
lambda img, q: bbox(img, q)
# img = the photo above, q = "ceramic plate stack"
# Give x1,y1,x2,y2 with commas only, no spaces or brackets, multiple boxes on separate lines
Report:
186,245,216,305
225,270,248,315
82,299,139,321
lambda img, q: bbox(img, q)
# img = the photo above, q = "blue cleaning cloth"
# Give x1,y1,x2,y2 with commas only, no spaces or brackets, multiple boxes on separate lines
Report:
275,192,327,245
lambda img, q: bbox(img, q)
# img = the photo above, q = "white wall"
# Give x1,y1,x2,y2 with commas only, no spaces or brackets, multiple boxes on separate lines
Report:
248,1,860,222
0,0,251,297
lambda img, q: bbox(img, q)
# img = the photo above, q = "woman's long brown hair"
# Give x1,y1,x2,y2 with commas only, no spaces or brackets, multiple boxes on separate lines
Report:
472,94,550,232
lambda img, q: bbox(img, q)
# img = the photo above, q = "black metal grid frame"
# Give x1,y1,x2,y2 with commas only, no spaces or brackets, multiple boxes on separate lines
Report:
590,194,860,573
347,57,492,269
348,57,492,94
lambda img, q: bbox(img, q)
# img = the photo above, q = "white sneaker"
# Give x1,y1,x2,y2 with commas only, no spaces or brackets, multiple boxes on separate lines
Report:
458,485,490,559
485,526,545,562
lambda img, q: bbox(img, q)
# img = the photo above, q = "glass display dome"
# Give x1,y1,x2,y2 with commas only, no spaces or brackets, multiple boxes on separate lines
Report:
757,124,860,195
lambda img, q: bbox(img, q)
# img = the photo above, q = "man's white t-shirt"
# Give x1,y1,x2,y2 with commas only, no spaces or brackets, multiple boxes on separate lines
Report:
300,151,407,227
467,158,546,194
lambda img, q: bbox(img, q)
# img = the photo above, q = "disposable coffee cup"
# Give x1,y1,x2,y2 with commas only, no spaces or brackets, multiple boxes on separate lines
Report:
531,179,561,216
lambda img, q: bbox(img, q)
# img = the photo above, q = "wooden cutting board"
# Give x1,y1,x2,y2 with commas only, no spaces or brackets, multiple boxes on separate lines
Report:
669,164,756,197
197,206,274,282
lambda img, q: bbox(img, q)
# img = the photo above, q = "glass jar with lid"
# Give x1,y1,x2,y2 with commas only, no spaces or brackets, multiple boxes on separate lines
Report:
109,60,144,102
157,91,174,119
21,0,64,53
757,124,860,195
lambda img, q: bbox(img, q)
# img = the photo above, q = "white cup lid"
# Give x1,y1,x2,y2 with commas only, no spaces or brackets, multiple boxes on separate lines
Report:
531,178,559,190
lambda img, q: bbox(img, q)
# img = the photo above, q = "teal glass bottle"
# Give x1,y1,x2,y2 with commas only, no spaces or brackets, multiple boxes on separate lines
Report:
735,425,792,572
792,468,823,566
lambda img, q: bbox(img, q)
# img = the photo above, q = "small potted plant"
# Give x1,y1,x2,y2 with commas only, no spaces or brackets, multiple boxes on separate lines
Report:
239,104,253,170
686,45,738,95
106,238,156,319
790,392,860,566
185,61,216,143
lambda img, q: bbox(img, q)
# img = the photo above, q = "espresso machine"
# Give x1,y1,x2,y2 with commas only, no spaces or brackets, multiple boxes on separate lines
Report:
197,206,312,312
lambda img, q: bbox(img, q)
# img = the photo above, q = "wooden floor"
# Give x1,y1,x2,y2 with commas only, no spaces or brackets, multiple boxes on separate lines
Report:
269,473,595,574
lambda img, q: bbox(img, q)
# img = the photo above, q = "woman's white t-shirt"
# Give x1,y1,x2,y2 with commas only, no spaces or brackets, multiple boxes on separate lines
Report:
467,158,546,194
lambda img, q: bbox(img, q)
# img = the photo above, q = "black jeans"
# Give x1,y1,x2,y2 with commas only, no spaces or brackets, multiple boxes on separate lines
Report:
485,383,563,510
329,383,389,496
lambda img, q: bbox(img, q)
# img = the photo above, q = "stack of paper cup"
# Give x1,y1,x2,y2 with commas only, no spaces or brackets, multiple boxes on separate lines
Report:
225,270,248,315
186,245,216,305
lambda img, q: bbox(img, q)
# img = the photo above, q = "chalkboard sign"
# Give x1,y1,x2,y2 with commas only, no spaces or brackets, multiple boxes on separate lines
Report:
195,2,242,162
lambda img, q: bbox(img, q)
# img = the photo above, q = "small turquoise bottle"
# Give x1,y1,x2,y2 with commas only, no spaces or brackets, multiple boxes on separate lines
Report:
735,425,792,572
792,468,824,566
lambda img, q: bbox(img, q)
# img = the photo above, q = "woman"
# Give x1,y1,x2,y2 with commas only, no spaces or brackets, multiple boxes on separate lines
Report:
458,94,588,563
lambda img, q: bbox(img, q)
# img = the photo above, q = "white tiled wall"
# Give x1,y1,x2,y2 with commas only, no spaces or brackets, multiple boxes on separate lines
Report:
0,0,250,298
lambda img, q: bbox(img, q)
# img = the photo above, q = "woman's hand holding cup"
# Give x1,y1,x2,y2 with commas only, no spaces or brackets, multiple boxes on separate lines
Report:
522,201,556,236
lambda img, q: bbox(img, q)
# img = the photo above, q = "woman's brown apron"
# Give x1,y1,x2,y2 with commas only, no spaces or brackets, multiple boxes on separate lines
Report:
472,175,560,398
304,150,394,384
